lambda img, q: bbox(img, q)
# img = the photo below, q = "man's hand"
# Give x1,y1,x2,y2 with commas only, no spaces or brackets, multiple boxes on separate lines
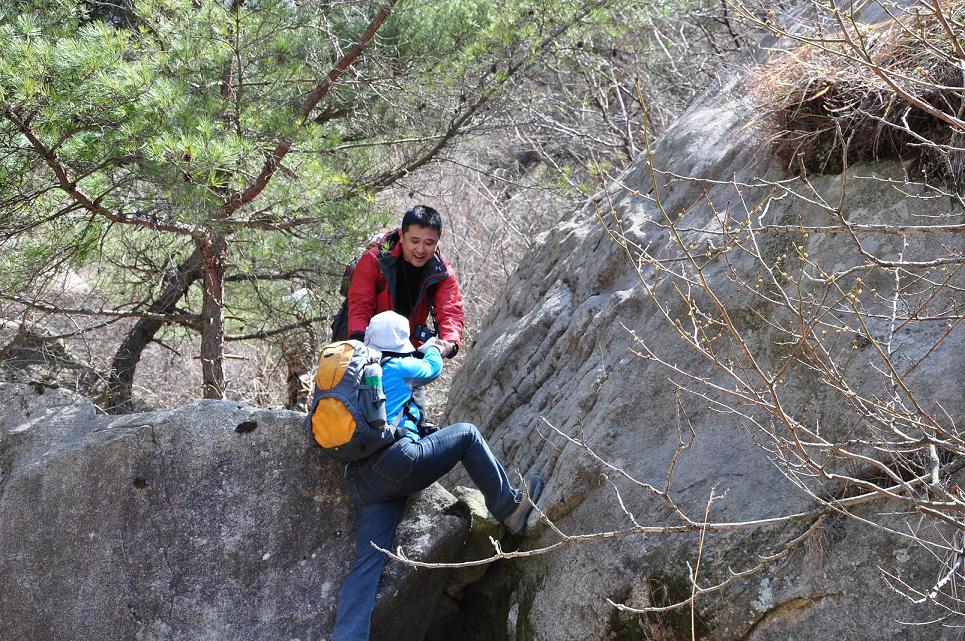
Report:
439,339,454,357
418,337,454,357
417,337,443,354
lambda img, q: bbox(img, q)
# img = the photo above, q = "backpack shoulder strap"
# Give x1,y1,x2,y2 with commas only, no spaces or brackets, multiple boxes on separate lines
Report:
376,229,400,254
391,396,421,429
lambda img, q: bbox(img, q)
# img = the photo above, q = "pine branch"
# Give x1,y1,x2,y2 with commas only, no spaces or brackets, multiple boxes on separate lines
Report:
2,107,201,237
224,1,398,216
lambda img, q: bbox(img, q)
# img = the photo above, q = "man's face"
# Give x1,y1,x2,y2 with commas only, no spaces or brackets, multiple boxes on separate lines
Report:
399,225,440,268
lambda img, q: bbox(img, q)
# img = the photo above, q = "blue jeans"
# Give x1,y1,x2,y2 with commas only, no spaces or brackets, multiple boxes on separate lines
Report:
331,422,522,641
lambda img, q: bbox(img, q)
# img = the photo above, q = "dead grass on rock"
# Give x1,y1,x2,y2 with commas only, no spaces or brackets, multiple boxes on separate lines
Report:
753,1,965,182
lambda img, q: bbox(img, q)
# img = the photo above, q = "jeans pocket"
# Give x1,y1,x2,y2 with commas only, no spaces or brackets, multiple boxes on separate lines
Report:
370,442,415,484
345,475,365,507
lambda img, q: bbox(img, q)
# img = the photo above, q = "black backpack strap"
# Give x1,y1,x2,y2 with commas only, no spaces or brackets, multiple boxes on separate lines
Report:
330,299,350,342
427,282,439,330
390,396,412,428
390,396,425,431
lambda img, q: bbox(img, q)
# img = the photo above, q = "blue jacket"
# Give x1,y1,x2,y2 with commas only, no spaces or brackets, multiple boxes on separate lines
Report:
382,347,443,439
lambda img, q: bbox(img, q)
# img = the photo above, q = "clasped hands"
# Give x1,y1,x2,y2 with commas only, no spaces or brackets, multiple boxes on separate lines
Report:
418,336,454,357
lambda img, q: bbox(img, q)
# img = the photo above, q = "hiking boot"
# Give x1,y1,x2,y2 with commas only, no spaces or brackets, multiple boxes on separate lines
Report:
503,474,544,536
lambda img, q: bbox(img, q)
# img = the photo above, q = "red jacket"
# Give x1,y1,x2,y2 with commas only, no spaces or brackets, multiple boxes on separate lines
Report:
347,230,465,347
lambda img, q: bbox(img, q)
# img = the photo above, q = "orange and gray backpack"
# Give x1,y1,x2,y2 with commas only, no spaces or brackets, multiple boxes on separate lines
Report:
305,340,395,461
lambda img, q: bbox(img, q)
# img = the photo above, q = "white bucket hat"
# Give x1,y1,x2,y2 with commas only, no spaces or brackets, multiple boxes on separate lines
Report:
364,311,415,353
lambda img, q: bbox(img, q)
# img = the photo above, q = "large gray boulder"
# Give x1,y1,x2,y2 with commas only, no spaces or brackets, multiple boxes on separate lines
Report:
0,320,104,398
0,382,469,641
446,69,963,640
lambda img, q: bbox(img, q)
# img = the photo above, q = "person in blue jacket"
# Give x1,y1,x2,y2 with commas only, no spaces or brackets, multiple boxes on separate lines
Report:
332,311,543,641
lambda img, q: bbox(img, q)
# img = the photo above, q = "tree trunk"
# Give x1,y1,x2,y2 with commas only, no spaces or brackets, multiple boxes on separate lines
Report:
103,248,203,414
198,235,228,400
195,233,228,399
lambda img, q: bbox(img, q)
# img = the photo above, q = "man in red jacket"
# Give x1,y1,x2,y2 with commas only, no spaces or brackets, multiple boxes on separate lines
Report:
345,205,464,358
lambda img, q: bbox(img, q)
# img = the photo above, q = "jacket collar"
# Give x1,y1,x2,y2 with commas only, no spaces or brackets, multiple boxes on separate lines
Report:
382,228,446,278
377,229,449,310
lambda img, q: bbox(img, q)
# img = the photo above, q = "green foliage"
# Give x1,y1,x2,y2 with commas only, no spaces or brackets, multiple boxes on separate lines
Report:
0,0,672,402
0,215,104,294
0,2,396,316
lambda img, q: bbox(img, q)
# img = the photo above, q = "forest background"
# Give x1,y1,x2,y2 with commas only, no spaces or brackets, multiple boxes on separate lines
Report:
0,0,756,414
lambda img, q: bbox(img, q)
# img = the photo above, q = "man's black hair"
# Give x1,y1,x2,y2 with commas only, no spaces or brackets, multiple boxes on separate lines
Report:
401,205,443,235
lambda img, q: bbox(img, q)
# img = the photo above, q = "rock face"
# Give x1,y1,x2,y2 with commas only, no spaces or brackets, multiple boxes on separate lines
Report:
0,382,469,641
0,320,104,398
446,70,964,640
